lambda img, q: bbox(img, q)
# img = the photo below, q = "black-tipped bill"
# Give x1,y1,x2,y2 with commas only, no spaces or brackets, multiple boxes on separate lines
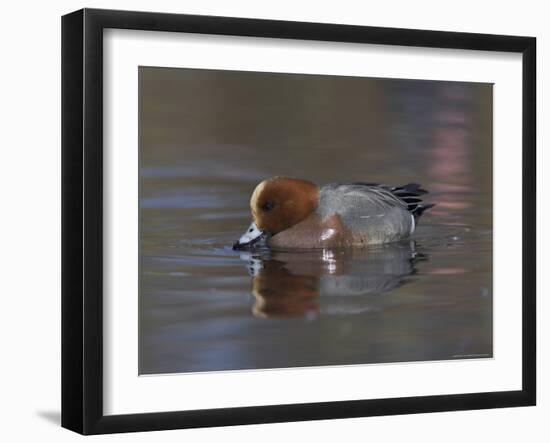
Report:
232,222,266,250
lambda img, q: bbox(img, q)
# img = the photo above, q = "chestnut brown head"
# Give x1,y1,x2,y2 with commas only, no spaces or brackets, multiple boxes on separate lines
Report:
233,177,319,250
250,177,319,235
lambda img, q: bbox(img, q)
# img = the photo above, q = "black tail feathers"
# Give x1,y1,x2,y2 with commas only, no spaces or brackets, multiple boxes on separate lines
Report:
390,183,428,196
351,181,435,221
411,203,436,220
390,183,435,221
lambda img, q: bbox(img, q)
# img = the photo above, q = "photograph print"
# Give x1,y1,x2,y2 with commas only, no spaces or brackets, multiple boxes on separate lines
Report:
138,66,493,375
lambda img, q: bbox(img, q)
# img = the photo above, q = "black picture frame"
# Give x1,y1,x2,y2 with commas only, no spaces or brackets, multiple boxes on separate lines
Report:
61,8,536,435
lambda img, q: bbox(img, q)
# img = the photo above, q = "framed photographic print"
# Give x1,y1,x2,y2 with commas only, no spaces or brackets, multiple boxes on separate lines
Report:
61,8,536,435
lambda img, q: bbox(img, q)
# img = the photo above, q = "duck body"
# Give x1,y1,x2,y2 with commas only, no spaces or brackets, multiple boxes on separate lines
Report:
233,177,434,250
270,183,417,248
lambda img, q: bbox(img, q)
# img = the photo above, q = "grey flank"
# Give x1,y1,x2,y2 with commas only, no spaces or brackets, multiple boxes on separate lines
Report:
316,184,414,244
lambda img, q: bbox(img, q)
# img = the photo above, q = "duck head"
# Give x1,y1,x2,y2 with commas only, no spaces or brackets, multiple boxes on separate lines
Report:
233,177,319,250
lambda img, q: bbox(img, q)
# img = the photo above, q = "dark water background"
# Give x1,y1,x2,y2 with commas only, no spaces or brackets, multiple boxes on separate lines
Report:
139,67,493,374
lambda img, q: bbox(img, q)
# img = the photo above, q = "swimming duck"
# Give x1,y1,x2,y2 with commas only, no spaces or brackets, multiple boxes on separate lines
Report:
233,177,434,250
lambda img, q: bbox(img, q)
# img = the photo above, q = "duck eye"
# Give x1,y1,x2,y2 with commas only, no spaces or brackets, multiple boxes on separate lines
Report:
261,201,275,212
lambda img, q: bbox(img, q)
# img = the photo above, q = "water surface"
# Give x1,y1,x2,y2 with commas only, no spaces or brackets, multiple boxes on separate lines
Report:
139,68,492,374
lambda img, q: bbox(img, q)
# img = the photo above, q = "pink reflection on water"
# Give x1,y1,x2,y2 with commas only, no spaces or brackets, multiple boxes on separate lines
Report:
434,200,471,211
428,86,475,215
426,267,466,275
430,126,468,178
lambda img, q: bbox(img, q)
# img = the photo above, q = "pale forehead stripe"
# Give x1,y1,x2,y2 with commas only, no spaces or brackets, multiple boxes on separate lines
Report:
250,181,267,209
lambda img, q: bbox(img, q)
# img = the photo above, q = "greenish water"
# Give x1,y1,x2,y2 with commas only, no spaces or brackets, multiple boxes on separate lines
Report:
139,67,493,374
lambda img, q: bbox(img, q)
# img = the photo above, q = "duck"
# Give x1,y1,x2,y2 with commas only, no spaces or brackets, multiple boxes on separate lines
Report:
233,176,434,250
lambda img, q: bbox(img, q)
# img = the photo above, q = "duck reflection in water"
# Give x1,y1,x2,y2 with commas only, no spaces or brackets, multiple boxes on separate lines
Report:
239,241,426,319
